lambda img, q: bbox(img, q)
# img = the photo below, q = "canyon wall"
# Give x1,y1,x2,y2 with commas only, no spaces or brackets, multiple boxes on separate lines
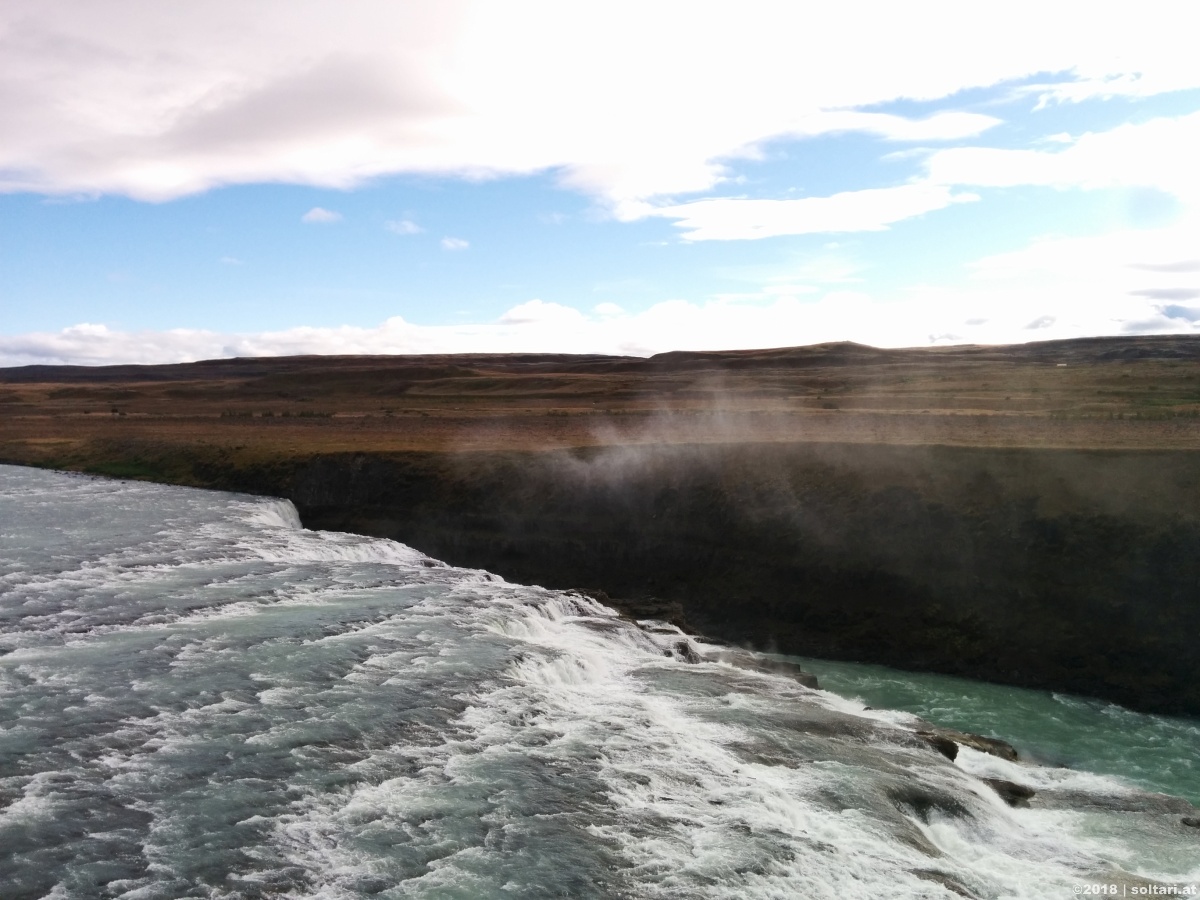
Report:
210,442,1200,715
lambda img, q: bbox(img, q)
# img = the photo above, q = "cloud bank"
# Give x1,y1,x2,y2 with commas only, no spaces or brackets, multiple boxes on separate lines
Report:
5,271,1197,368
651,185,980,241
2,0,1196,209
3,2,1199,367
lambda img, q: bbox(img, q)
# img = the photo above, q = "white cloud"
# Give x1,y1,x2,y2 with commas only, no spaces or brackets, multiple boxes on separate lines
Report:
6,272,1198,368
891,217,1200,342
784,110,1002,143
925,111,1200,204
649,184,979,241
497,299,583,325
385,219,422,235
964,223,1200,344
1,1,1196,205
0,323,227,366
301,207,342,224
968,220,1200,286
3,2,1198,358
640,110,1200,243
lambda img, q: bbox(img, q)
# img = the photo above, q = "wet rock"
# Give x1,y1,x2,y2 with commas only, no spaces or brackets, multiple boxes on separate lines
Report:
576,618,627,635
916,731,959,761
1183,816,1200,828
922,728,1019,761
982,778,1035,806
912,869,980,898
1033,789,1196,815
887,783,972,823
673,640,701,664
702,647,819,688
588,592,694,632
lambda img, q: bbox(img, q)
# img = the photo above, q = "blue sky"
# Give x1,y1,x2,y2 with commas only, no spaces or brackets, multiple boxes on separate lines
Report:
2,1,1199,365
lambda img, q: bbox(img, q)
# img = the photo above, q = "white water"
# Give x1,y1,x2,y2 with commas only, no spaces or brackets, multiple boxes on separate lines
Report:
1,465,1197,899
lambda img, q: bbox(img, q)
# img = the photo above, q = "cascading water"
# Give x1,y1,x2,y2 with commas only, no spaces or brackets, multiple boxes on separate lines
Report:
1,465,1197,899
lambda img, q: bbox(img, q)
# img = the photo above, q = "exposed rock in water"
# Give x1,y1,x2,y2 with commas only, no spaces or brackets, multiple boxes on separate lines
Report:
911,869,980,898
916,731,960,761
886,782,973,823
1183,816,1200,828
701,646,819,688
672,640,701,664
982,778,1036,807
580,589,822,680
582,590,695,633
1033,789,1198,816
921,728,1020,762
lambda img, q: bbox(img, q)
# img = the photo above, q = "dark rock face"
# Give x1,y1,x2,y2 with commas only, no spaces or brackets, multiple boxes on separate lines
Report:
982,778,1036,806
672,640,701,664
886,783,973,822
912,727,1020,762
700,647,820,688
928,730,1020,762
916,732,960,761
218,441,1200,715
582,591,694,632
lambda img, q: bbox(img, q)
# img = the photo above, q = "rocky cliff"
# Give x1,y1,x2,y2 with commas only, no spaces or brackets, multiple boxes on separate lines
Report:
5,337,1200,715
206,441,1200,716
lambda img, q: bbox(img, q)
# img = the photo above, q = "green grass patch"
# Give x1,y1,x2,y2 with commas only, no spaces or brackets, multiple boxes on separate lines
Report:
84,460,164,480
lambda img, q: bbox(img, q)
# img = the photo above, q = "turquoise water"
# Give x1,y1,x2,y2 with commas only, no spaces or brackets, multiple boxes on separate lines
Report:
786,655,1200,806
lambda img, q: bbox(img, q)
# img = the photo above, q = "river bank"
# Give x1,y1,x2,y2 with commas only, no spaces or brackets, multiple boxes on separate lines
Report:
4,337,1200,714
221,442,1200,716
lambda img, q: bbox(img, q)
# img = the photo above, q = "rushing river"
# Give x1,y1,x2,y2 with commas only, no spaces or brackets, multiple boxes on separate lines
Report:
784,657,1200,809
1,464,1197,899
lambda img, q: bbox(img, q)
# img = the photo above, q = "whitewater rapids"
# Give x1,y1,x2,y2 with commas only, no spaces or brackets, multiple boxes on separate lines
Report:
1,465,1196,898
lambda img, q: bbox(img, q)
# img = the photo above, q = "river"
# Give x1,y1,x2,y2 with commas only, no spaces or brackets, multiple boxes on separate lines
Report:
1,465,1196,898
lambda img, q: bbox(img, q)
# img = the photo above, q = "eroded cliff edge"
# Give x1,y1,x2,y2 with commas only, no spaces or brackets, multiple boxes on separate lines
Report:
205,442,1200,716
5,338,1200,714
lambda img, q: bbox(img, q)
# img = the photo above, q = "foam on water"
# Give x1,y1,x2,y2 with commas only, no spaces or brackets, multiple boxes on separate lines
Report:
243,499,304,531
790,654,1200,807
1,465,1197,899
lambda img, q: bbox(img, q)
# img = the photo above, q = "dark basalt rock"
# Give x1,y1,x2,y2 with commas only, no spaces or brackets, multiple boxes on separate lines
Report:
916,731,960,761
887,783,973,823
921,728,1019,762
982,778,1036,806
220,441,1200,716
673,640,701,664
584,591,695,633
1183,816,1200,828
701,647,820,688
1034,789,1196,815
912,869,980,898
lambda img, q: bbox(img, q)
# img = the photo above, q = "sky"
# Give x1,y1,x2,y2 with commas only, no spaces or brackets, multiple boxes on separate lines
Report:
2,1,1199,366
